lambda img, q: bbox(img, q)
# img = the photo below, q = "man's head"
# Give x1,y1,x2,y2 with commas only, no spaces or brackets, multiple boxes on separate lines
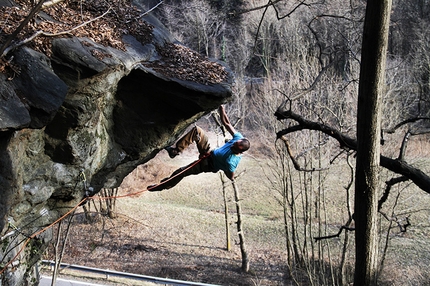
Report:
231,138,250,154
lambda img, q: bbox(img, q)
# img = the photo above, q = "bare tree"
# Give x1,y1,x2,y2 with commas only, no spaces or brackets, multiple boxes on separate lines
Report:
232,180,250,272
212,108,250,270
219,172,232,251
354,1,392,285
51,211,75,286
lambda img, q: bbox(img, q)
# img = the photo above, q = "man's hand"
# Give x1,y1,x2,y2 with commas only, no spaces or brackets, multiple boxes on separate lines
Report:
199,152,210,159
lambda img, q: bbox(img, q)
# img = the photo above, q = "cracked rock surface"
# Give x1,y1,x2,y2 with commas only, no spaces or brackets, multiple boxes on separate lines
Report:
0,1,234,284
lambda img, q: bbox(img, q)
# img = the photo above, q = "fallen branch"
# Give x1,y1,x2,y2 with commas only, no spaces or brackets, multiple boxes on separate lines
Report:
0,0,46,57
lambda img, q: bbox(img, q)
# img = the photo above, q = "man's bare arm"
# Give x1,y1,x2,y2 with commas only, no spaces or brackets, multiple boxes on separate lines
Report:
219,105,236,136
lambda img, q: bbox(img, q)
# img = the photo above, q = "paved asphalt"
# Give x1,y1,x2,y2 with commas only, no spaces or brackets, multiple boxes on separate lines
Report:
40,276,108,286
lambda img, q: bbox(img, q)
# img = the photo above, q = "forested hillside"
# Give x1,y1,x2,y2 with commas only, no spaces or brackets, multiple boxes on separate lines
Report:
154,0,429,134
149,0,430,285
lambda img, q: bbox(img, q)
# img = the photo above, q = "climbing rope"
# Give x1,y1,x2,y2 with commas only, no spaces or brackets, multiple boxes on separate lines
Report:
0,197,86,275
0,153,211,275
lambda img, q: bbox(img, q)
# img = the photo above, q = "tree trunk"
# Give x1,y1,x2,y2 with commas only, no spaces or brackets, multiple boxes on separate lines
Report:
232,180,250,272
51,211,74,286
220,173,231,251
354,1,392,285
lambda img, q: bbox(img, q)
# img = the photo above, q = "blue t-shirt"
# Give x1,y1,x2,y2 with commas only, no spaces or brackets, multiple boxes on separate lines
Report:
212,132,243,173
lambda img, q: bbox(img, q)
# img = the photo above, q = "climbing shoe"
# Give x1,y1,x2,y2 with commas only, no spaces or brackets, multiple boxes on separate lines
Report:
147,184,161,192
165,146,179,158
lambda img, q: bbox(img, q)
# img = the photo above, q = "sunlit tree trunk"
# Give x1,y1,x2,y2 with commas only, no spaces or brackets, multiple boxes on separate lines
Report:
354,0,392,285
232,180,249,272
220,173,231,251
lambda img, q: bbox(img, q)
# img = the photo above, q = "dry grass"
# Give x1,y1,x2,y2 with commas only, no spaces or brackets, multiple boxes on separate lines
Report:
43,147,288,285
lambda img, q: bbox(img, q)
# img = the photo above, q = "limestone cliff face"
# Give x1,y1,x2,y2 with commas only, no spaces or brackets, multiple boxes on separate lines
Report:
0,1,233,284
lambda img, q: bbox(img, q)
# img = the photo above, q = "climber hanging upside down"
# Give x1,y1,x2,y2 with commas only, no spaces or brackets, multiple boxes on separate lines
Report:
147,105,250,192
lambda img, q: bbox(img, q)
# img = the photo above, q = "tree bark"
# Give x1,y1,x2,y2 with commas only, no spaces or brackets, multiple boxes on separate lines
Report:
232,181,250,272
354,1,392,285
220,173,232,251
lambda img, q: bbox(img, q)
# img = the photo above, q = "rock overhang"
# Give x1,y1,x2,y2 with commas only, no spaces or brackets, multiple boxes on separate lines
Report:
0,0,235,238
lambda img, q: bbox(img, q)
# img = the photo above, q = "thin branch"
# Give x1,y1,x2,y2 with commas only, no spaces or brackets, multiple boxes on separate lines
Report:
127,0,164,23
295,135,328,158
253,0,271,55
235,0,284,15
378,176,409,211
330,149,348,164
379,212,411,233
279,136,328,172
253,0,310,57
0,0,46,57
293,61,335,101
270,0,310,20
398,131,410,160
314,217,355,241
383,117,430,134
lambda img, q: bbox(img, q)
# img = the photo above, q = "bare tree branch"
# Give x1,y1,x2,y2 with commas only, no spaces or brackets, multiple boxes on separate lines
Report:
270,0,310,20
0,0,46,57
314,217,355,241
379,212,410,233
253,0,310,56
275,107,430,193
378,176,409,211
398,131,410,160
316,173,412,242
279,135,328,172
126,0,163,23
236,0,284,15
383,117,430,134
275,108,357,149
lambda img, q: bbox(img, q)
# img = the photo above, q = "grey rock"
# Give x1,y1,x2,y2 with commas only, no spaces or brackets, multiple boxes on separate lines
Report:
0,0,234,284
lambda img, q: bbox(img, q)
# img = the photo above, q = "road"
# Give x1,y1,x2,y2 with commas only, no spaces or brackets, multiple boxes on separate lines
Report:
39,261,220,286
40,276,108,286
